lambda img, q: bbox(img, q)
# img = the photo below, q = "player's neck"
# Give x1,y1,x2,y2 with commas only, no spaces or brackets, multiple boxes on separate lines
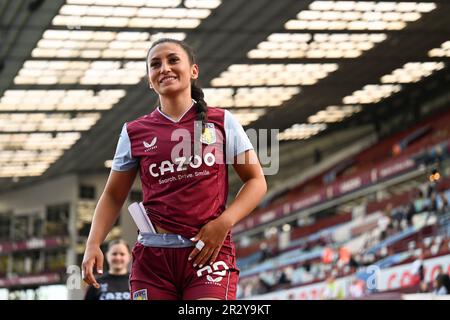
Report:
159,92,193,122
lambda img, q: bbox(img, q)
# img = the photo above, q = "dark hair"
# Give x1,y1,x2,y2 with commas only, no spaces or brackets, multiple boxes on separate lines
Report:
107,239,130,253
146,38,208,129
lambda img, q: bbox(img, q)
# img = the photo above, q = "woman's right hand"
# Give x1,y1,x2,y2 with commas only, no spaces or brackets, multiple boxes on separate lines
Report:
82,245,104,289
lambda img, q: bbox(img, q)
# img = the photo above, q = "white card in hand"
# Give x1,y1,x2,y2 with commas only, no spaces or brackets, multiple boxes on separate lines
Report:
128,202,156,233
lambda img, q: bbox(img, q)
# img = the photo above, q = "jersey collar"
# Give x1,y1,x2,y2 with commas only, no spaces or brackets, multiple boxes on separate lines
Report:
156,99,196,123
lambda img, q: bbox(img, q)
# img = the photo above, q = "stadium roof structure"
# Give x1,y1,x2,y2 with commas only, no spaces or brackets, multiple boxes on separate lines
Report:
0,0,449,193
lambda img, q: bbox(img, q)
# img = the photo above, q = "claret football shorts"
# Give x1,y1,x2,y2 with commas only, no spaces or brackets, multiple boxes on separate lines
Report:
130,233,239,300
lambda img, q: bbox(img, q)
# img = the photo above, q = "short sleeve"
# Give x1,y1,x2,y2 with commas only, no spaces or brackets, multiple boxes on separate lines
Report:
111,123,139,171
224,109,254,164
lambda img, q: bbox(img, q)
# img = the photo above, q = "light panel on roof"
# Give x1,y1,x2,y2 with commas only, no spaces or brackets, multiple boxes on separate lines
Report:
0,150,63,163
104,159,113,168
428,41,450,58
343,84,402,104
202,88,234,107
0,132,81,151
343,61,444,107
227,109,267,126
286,1,436,31
0,113,101,132
15,60,146,85
184,0,221,9
248,33,387,59
211,64,338,87
203,87,301,109
0,164,51,178
59,5,211,19
278,123,327,141
0,149,64,177
0,90,126,111
53,15,202,29
380,62,445,84
53,0,220,28
308,105,362,124
66,0,222,9
32,31,186,58
0,132,81,176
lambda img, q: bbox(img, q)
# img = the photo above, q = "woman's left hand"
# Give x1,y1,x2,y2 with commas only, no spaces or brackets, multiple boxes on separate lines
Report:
188,215,233,268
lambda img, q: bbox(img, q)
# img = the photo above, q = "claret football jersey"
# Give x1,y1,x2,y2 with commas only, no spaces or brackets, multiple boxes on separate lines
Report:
112,103,253,256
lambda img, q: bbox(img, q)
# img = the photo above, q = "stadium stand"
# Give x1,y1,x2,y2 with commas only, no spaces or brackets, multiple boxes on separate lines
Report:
234,108,450,300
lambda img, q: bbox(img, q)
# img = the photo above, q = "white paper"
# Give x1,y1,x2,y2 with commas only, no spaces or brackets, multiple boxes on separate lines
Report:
128,202,156,233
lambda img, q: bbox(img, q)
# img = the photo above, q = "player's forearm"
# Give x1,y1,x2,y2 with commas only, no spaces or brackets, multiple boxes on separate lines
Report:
219,176,267,229
86,192,124,247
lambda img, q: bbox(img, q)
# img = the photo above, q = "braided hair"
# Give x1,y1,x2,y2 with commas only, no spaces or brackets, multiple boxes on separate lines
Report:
146,38,208,129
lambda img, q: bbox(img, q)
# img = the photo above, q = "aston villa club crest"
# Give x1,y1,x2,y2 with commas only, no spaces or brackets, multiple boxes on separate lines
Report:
200,123,216,145
133,289,148,300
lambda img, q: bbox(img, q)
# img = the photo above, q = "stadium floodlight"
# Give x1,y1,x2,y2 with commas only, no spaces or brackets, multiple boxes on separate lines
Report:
278,123,327,140
203,87,301,112
52,1,218,28
33,30,186,59
184,0,221,9
0,150,62,164
104,160,113,168
380,62,445,84
227,109,267,126
0,112,101,132
0,89,126,111
15,60,146,85
341,61,445,105
285,1,437,31
211,63,339,87
245,32,388,59
343,84,402,104
428,41,450,58
0,132,81,150
308,105,363,124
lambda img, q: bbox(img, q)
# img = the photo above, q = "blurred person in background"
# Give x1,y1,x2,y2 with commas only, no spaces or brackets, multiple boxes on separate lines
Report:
378,204,393,241
410,253,425,287
414,189,427,213
84,239,131,300
391,205,405,232
418,281,429,293
322,274,345,300
432,275,449,295
348,277,365,299
405,201,416,227
432,265,450,295
437,192,449,215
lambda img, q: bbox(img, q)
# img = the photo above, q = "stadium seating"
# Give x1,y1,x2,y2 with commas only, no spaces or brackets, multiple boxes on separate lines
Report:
235,109,450,299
